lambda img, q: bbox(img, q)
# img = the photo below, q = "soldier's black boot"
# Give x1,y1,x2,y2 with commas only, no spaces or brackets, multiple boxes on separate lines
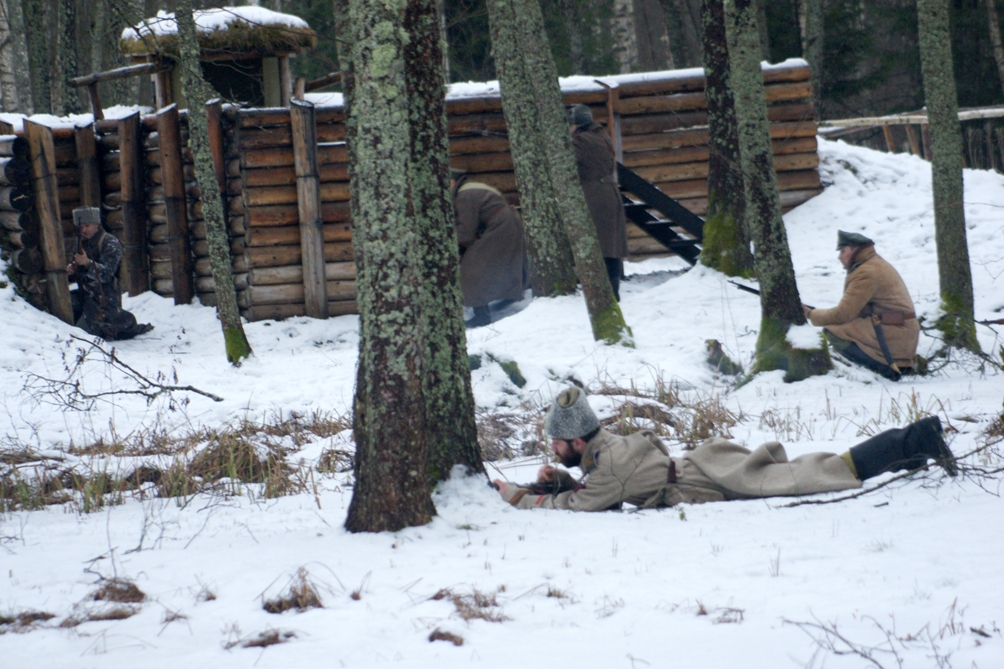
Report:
849,416,957,480
466,305,491,329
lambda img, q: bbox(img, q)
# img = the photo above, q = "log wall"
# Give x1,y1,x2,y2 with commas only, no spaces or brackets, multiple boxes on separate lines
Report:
9,60,819,323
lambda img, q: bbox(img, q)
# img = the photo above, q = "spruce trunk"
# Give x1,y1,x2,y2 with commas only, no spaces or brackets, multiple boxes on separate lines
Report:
558,0,587,74
917,0,979,351
799,0,824,114
698,0,753,277
404,0,484,483
174,0,252,365
23,0,51,114
984,0,1004,98
726,0,824,378
487,0,578,297
489,0,632,345
58,0,83,115
344,0,436,533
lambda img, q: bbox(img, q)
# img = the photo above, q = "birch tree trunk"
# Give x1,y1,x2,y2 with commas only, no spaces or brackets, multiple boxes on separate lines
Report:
612,0,638,73
698,0,753,277
558,0,587,73
0,0,16,111
23,0,52,114
489,0,633,345
344,0,437,533
404,0,484,483
2,0,32,113
917,0,979,351
799,0,824,113
175,0,253,365
659,0,702,67
983,0,1004,100
726,0,826,378
754,0,769,61
487,0,577,297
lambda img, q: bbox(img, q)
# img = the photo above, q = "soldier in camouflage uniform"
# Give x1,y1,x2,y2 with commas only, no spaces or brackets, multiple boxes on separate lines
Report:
66,207,153,341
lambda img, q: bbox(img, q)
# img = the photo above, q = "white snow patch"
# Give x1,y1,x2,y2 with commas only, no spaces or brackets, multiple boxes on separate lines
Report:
122,6,310,41
786,324,823,349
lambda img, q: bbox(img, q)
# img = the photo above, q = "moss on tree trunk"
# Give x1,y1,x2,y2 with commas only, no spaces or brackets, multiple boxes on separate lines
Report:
175,0,252,366
699,0,753,278
488,0,633,346
917,0,979,352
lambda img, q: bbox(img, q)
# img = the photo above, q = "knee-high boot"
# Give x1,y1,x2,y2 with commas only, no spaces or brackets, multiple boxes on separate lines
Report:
849,416,957,480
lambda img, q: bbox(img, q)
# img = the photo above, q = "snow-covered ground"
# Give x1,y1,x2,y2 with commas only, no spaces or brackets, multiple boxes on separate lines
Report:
1,138,1002,667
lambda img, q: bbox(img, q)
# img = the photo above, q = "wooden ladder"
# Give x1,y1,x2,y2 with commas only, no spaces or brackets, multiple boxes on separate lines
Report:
617,162,704,265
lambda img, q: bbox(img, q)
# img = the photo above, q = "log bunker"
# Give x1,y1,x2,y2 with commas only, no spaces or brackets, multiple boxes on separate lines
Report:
2,59,821,324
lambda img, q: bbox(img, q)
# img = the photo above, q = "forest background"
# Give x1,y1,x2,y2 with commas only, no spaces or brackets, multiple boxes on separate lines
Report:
1,0,1002,124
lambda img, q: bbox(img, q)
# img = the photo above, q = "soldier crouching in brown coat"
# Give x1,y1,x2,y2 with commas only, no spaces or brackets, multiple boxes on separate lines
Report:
569,105,628,301
66,207,153,341
493,387,956,511
803,231,919,381
451,171,528,328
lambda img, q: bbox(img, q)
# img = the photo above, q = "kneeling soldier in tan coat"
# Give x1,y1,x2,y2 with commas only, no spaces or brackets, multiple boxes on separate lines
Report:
493,387,956,511
803,230,919,381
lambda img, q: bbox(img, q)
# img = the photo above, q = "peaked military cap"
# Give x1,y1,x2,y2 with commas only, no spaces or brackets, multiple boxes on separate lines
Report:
567,104,593,127
836,230,873,249
545,386,600,439
72,207,101,227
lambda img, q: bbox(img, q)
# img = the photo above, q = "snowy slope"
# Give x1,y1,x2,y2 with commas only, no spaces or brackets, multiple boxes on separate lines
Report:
1,138,1002,667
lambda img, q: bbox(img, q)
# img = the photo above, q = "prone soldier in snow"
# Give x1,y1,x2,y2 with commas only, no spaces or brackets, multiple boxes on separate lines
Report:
66,207,153,341
493,387,956,511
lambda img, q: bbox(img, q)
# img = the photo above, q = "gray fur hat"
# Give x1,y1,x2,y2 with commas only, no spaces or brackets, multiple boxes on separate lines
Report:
567,104,593,127
72,207,101,227
545,386,600,439
836,230,873,249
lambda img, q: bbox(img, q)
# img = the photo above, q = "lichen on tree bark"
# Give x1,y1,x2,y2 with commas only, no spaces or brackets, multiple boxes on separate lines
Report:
174,0,252,366
917,0,979,352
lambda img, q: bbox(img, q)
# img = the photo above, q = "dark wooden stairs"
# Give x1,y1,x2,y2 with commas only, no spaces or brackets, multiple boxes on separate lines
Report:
617,162,704,265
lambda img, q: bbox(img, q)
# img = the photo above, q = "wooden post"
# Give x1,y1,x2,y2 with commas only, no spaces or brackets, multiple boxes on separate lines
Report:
155,69,172,109
86,84,104,121
279,56,292,107
24,120,73,324
157,104,194,304
74,124,101,207
906,124,922,156
290,99,327,318
596,80,623,168
294,77,306,101
0,120,13,134
118,112,149,295
921,123,932,161
881,125,897,153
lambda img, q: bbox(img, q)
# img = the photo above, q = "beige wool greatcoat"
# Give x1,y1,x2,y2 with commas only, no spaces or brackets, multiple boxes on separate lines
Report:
454,181,527,308
501,429,861,511
572,123,628,259
808,245,919,368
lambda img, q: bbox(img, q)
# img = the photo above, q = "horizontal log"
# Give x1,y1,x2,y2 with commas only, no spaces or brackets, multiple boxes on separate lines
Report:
0,135,29,158
448,113,507,136
244,181,351,206
4,228,38,248
237,123,344,150
197,289,252,309
238,162,348,189
153,278,174,295
0,186,34,212
247,201,351,227
448,135,510,155
634,151,818,183
248,223,353,247
651,168,821,200
57,185,80,203
242,300,358,321
0,210,36,232
450,152,514,174
194,255,248,275
617,80,812,116
619,120,817,152
148,164,196,186
8,247,43,273
195,273,249,293
0,156,30,185
248,280,356,305
192,237,245,257
235,143,347,171
237,107,346,128
143,146,194,168
187,218,245,239
247,241,354,269
621,103,815,136
248,261,356,285
150,243,172,262
150,259,173,279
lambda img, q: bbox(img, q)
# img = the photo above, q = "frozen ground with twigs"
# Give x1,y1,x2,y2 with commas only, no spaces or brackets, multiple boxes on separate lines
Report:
1,138,1003,668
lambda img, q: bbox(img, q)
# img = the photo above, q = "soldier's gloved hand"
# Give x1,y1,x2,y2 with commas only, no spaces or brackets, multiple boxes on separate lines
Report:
537,465,557,484
73,251,90,267
492,479,511,497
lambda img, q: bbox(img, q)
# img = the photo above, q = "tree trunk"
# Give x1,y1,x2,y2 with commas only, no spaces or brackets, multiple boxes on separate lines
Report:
663,0,704,68
698,0,753,277
23,0,52,114
635,0,673,71
175,0,253,365
487,0,578,297
558,0,588,74
57,0,83,114
799,0,824,114
984,0,1004,100
612,0,638,73
403,0,484,483
917,0,978,351
726,0,818,376
754,0,769,61
3,0,32,113
0,0,16,111
489,0,633,345
344,0,437,533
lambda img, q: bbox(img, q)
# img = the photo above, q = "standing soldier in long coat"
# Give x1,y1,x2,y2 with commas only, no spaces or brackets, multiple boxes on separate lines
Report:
66,207,153,341
804,231,919,381
569,104,628,300
451,171,527,328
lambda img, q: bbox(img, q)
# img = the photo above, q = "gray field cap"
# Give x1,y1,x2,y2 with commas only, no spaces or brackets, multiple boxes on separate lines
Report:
836,230,873,249
544,386,600,440
567,104,593,126
72,207,101,227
